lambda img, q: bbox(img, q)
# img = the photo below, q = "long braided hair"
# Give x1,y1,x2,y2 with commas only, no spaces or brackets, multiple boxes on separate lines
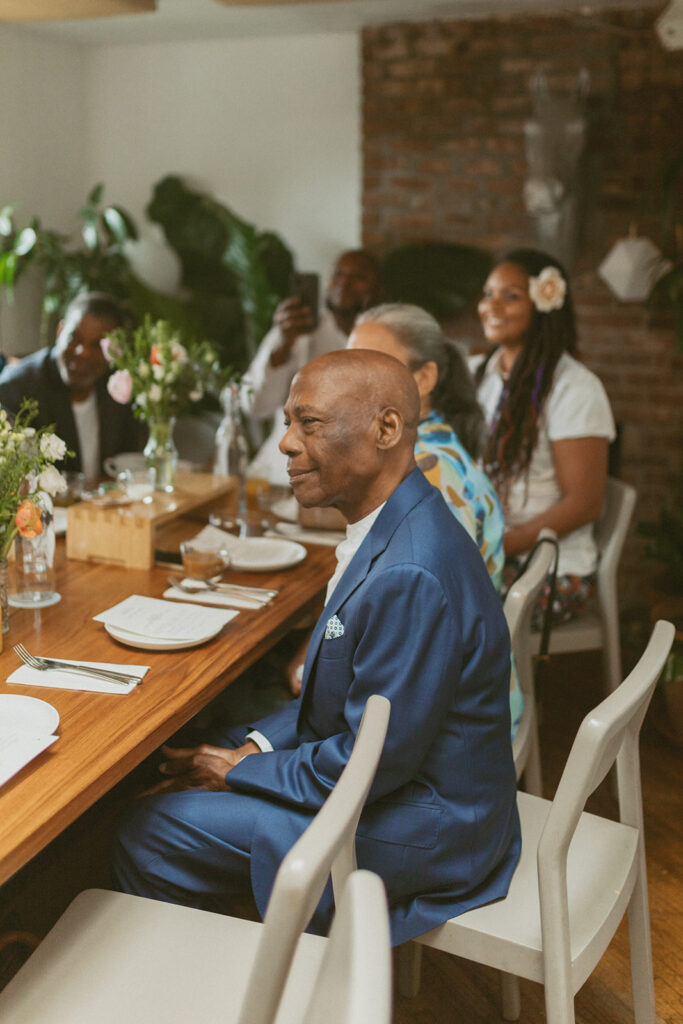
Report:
355,303,485,458
476,249,577,505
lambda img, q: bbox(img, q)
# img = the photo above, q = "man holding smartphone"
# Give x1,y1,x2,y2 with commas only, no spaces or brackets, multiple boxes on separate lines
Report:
244,249,383,484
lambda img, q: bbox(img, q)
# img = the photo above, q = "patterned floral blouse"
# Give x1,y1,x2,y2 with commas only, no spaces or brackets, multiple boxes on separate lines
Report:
415,412,505,590
415,412,523,737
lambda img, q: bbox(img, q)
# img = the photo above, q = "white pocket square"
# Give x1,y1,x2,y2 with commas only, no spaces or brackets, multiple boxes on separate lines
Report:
324,614,345,640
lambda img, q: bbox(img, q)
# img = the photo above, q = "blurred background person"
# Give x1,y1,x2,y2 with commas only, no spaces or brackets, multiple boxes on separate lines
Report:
473,248,615,624
243,249,383,485
0,292,139,486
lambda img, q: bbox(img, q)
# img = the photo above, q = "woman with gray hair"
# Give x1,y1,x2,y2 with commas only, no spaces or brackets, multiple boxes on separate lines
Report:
349,303,520,739
348,302,505,590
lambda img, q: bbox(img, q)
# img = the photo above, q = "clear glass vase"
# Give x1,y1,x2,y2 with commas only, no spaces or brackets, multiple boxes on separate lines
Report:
213,384,249,520
11,492,60,609
144,415,178,493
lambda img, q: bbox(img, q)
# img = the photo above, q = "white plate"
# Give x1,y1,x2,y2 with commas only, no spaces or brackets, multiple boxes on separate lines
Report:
229,537,307,572
270,496,299,523
0,694,60,735
104,622,224,651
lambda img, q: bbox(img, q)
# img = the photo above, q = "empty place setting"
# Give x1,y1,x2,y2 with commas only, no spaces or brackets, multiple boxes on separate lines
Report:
93,594,239,650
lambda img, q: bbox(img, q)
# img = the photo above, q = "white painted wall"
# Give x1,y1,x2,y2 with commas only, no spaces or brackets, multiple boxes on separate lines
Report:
84,32,361,282
0,28,360,355
0,26,88,354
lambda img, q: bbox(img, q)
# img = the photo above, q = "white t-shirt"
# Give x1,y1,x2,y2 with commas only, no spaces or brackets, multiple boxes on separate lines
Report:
70,392,100,486
473,349,616,576
242,311,347,486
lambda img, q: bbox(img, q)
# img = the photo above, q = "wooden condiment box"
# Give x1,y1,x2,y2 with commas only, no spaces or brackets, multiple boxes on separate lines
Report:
66,471,236,570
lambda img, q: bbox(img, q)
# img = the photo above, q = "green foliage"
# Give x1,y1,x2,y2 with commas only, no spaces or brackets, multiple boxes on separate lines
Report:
382,242,493,321
637,504,683,595
0,186,138,344
146,175,294,368
648,148,683,350
0,178,294,369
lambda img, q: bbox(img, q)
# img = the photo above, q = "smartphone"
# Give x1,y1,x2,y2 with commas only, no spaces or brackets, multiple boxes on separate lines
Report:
289,271,320,330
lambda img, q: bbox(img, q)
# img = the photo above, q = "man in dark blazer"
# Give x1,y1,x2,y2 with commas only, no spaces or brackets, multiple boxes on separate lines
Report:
112,349,520,945
0,292,139,482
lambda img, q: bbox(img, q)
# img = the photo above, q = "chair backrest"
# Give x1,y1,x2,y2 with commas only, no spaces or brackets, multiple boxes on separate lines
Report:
594,477,637,594
302,870,392,1024
536,620,674,966
505,529,557,777
236,693,391,1024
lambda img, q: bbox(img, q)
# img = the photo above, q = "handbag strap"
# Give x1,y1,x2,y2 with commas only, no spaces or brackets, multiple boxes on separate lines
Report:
513,534,560,666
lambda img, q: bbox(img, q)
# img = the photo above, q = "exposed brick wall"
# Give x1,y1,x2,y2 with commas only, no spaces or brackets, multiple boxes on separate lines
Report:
362,11,683,608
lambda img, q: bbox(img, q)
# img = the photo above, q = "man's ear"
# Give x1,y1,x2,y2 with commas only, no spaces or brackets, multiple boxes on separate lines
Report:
376,407,403,450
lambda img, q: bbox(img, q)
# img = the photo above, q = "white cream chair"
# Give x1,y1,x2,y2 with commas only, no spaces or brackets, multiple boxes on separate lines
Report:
400,620,674,1024
301,869,391,1024
531,478,637,698
506,527,558,796
0,694,391,1024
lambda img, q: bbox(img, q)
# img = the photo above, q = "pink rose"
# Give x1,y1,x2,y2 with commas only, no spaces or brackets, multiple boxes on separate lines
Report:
100,336,115,362
107,369,134,404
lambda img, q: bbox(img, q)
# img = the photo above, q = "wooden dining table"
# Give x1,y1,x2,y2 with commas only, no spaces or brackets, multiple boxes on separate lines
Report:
0,534,336,888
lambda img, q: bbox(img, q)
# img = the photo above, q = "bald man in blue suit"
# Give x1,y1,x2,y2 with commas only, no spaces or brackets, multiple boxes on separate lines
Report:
112,349,520,945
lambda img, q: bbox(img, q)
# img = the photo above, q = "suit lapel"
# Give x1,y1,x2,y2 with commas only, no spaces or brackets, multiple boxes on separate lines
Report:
298,468,432,705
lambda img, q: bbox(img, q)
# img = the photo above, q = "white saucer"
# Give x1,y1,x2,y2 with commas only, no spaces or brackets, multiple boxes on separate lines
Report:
229,537,307,573
104,622,223,651
0,693,60,735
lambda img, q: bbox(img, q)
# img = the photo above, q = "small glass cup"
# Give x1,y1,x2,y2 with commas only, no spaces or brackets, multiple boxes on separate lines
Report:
53,470,86,508
180,540,231,581
118,467,156,504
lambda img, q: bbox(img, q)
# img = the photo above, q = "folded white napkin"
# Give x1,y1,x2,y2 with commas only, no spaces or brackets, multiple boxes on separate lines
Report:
266,524,344,548
94,595,235,641
163,585,256,610
7,660,149,695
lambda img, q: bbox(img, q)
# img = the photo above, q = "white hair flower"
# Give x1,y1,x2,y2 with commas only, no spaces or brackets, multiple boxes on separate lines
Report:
528,266,566,313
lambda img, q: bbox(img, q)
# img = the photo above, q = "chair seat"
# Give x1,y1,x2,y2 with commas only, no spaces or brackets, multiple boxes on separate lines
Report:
0,889,327,1024
414,791,639,991
530,610,603,656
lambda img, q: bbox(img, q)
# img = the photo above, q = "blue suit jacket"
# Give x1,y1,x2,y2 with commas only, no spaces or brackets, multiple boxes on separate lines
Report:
227,468,520,944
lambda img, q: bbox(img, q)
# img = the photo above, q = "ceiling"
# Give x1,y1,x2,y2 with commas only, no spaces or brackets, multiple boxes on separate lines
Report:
7,0,661,47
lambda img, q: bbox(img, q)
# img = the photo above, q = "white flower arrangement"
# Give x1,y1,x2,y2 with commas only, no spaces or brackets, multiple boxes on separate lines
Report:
0,402,70,560
528,266,567,313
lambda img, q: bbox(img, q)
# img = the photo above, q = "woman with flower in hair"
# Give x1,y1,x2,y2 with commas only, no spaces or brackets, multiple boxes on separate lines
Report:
473,249,616,623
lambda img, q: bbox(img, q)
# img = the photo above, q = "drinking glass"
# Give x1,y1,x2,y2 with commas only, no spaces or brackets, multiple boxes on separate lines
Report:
118,467,156,504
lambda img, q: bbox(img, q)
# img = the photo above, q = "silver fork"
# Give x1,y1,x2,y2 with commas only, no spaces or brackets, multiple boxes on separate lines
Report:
13,644,140,687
